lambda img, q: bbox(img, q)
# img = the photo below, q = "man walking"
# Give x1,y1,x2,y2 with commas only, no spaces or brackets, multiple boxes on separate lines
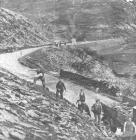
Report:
91,99,102,125
56,79,66,99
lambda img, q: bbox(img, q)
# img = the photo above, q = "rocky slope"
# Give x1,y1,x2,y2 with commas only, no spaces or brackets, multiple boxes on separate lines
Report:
0,67,114,140
0,8,48,53
19,44,136,97
1,0,136,40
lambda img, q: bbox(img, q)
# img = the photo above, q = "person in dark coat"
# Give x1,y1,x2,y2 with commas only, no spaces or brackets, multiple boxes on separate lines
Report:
56,79,66,99
76,100,91,117
91,99,102,125
82,102,91,117
33,68,45,89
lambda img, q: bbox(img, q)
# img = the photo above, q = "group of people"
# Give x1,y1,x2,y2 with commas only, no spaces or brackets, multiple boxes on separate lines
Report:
32,68,66,100
32,68,102,125
75,89,102,125
54,80,136,139
32,68,136,139
55,81,102,125
33,68,66,100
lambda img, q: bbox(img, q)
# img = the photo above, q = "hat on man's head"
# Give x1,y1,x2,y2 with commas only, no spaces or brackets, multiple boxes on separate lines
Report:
96,99,100,102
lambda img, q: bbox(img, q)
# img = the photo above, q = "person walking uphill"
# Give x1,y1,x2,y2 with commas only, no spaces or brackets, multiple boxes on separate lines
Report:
76,89,85,113
91,99,102,125
56,79,66,99
79,89,85,103
33,68,46,89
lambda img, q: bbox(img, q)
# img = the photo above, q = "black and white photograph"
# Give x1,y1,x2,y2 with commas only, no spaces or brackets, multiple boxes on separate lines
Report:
0,0,136,139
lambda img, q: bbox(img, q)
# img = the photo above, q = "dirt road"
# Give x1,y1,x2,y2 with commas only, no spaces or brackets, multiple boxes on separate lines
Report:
0,47,117,117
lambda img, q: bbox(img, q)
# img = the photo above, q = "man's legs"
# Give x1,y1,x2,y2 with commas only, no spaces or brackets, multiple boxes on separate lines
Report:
60,90,63,99
56,89,59,98
94,114,98,124
98,114,101,125
41,78,46,89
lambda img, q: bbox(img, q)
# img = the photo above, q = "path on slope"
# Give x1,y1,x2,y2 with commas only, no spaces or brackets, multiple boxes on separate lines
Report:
0,47,117,117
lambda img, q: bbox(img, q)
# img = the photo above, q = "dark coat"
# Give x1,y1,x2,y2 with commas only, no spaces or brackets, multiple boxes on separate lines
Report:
92,103,102,115
79,93,85,102
56,81,66,91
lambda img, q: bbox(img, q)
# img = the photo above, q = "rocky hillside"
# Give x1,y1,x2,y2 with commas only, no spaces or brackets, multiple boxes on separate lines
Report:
3,0,136,75
0,8,48,52
1,0,136,41
18,46,136,97
0,67,113,140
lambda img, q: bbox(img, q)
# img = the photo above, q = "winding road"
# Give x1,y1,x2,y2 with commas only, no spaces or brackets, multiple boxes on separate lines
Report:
0,47,117,117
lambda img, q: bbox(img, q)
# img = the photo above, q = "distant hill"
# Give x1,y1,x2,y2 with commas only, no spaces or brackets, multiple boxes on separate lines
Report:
3,0,136,75
1,0,136,41
0,8,48,51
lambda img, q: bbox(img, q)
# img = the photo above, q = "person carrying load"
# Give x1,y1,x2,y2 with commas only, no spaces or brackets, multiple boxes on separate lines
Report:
33,68,46,89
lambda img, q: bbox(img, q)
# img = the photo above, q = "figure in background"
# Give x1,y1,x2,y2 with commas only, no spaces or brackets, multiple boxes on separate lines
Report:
56,79,66,99
96,87,99,93
123,117,136,140
91,99,102,125
79,89,85,103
